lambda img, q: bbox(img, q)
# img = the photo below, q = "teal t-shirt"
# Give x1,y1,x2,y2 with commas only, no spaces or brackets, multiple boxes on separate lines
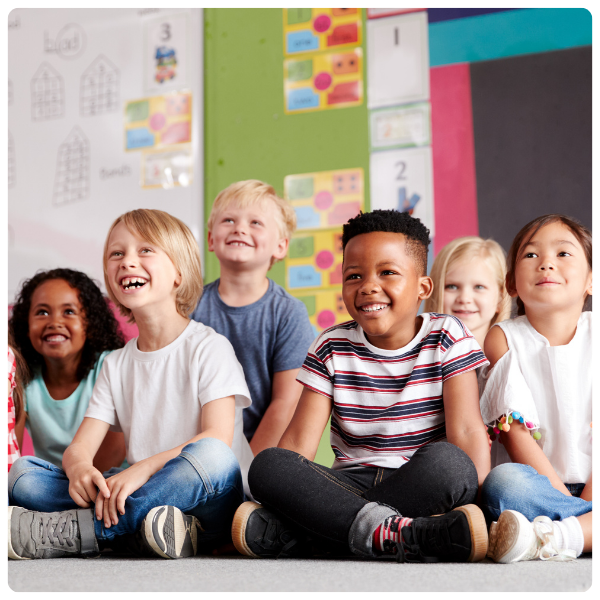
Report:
24,351,111,468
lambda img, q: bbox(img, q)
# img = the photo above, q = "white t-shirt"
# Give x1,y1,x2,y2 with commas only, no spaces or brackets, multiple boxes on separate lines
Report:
479,312,592,484
85,320,254,494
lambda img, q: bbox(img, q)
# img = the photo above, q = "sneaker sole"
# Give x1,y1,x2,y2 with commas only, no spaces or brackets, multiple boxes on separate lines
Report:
7,506,29,560
143,506,199,559
231,501,262,558
488,510,533,564
452,504,488,562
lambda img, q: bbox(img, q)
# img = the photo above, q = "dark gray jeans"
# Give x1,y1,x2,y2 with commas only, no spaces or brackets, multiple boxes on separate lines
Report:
249,441,479,557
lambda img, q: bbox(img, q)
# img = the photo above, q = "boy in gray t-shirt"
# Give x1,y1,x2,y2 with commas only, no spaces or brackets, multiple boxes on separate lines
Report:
192,180,315,455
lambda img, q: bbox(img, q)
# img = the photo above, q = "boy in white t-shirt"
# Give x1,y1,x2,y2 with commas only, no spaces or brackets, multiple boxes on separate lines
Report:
232,210,492,563
8,209,252,560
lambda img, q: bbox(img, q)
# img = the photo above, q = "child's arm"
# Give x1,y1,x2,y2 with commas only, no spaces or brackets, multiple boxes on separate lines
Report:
444,370,491,487
250,368,304,456
15,410,26,452
98,395,235,529
484,326,571,496
278,387,333,461
93,431,127,473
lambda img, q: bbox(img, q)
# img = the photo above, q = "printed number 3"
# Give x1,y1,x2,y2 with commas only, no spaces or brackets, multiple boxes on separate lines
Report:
161,23,171,41
395,161,406,180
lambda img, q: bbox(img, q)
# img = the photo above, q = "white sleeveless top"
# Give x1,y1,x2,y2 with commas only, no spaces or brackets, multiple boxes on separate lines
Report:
479,312,592,484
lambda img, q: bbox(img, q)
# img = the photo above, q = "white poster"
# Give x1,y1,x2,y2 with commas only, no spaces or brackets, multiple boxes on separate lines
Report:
370,146,435,236
366,11,429,108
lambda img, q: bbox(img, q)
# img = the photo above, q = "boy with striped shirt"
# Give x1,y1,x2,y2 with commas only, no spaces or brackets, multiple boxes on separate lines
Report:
232,210,492,562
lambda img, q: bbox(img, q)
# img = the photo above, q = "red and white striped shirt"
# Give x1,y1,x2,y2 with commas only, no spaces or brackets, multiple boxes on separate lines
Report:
297,313,488,471
8,347,20,472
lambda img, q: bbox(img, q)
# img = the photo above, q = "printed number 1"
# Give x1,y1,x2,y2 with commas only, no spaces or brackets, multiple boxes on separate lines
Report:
161,23,171,41
395,161,406,180
394,27,399,46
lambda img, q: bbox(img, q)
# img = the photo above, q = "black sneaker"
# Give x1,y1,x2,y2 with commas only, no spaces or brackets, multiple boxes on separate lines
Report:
141,506,202,559
8,506,99,560
231,501,309,558
398,504,488,563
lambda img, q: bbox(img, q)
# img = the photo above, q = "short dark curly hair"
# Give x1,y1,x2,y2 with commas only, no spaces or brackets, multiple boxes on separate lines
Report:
9,268,124,382
342,210,431,275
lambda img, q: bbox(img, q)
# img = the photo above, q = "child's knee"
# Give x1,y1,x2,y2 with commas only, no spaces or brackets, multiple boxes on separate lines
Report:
248,447,296,499
9,457,48,504
180,437,241,490
481,463,530,505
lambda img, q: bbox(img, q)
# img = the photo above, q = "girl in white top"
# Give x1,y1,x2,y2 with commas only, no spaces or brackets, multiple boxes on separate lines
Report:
8,209,253,561
479,214,592,564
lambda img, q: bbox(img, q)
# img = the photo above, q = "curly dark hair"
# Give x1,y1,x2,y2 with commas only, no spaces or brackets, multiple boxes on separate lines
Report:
8,268,124,382
342,210,431,275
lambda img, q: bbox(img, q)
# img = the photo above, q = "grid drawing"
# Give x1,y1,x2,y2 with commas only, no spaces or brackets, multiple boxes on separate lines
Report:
31,63,65,121
53,127,90,206
8,79,13,105
80,55,119,116
8,131,15,188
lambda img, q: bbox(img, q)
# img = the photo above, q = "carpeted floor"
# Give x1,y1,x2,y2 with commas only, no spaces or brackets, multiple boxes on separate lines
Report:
8,554,592,592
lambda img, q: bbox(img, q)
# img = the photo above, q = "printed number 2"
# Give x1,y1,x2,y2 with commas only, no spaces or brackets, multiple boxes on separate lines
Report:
395,161,406,180
161,23,171,41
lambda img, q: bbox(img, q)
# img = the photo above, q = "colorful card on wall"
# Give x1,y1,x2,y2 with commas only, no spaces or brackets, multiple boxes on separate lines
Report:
284,48,363,113
283,8,362,56
286,230,344,290
125,92,192,151
141,145,193,189
369,103,431,150
293,289,351,335
370,145,435,237
285,168,364,230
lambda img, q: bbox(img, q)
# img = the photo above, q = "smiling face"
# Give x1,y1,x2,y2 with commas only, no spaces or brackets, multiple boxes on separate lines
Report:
442,256,501,341
207,200,288,272
342,231,433,350
28,279,86,365
106,221,182,318
512,221,592,314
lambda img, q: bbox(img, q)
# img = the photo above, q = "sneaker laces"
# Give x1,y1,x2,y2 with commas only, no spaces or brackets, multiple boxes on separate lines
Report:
38,512,76,548
395,520,450,563
528,517,577,562
261,517,300,558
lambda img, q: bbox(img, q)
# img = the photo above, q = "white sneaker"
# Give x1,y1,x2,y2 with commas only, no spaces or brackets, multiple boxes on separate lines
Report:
487,510,577,563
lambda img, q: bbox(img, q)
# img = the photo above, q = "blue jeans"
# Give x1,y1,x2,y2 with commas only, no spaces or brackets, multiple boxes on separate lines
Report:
481,463,592,523
8,438,244,550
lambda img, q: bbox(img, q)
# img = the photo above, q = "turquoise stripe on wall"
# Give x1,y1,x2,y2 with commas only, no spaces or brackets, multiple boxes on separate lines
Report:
429,8,591,67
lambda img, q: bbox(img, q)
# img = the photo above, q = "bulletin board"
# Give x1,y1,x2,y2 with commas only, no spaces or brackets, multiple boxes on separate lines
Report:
7,8,204,301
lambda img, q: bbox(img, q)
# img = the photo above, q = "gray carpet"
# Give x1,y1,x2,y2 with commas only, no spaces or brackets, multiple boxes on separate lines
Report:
8,555,592,592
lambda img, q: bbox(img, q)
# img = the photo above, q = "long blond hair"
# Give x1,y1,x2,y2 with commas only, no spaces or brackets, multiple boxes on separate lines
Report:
103,209,203,323
425,236,510,327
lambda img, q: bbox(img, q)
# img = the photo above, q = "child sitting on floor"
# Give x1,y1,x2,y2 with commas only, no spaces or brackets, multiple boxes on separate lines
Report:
425,236,510,351
191,180,314,457
8,269,126,471
8,209,252,560
231,209,491,563
480,214,592,563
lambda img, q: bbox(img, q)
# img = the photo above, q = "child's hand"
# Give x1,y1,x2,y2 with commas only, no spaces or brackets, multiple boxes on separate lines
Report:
97,460,155,527
68,464,110,509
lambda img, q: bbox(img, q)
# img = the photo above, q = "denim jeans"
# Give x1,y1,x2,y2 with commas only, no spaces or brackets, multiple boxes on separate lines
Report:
249,441,479,558
480,463,593,524
8,437,244,551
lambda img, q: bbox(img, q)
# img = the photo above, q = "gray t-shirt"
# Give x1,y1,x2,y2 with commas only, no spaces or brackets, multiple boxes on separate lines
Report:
191,278,315,440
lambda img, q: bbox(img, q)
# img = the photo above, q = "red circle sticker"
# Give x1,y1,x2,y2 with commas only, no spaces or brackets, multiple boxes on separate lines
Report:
314,72,332,91
317,310,336,329
313,14,332,33
315,250,335,270
149,113,166,131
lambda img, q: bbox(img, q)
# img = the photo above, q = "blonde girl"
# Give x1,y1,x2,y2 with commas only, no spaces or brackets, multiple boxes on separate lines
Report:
426,236,510,351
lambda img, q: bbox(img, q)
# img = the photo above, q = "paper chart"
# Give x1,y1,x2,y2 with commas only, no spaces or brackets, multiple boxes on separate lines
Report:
283,8,362,56
286,230,344,291
293,289,351,335
284,48,363,113
285,168,364,230
124,92,192,151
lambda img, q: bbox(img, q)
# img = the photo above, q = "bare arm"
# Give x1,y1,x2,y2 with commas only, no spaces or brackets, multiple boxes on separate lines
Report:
93,431,127,473
444,370,491,487
484,325,571,496
250,369,304,456
278,386,333,461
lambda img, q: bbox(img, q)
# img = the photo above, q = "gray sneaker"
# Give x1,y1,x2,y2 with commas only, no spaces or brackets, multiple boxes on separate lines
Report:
141,506,202,559
8,506,99,560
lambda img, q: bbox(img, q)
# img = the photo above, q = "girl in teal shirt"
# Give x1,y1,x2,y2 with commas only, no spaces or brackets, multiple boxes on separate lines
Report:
9,268,126,471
